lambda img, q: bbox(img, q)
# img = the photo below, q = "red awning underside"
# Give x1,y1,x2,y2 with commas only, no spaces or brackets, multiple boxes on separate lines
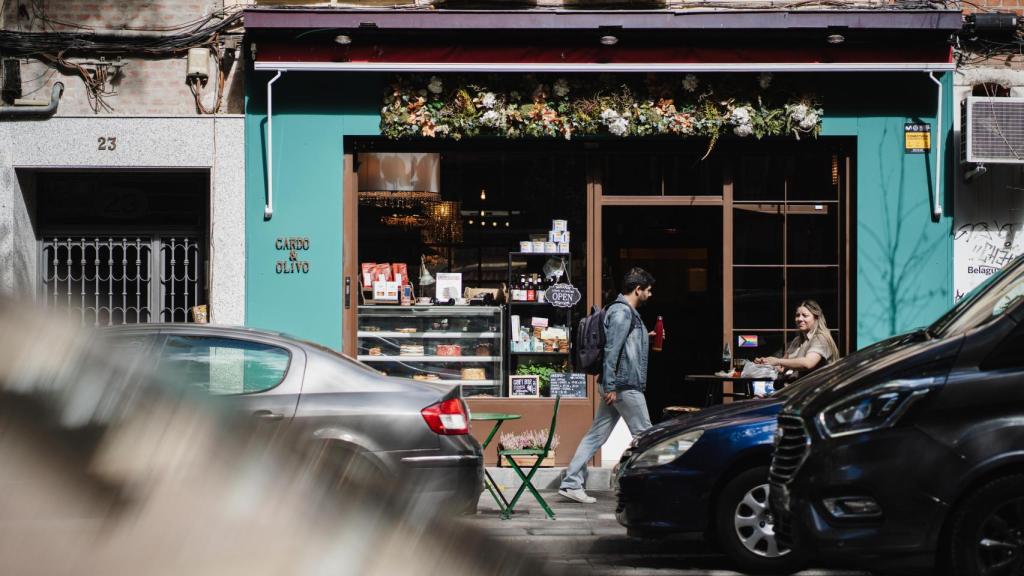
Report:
256,43,952,65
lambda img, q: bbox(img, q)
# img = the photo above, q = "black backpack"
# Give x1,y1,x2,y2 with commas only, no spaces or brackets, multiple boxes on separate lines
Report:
574,301,635,375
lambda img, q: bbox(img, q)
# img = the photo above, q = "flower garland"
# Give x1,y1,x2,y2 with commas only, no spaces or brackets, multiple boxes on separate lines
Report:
380,73,822,152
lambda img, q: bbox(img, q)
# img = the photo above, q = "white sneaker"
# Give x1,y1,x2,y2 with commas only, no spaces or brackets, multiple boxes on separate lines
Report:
559,488,597,504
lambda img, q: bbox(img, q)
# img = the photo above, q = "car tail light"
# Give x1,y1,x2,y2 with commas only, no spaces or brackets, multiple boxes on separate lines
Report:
421,398,469,435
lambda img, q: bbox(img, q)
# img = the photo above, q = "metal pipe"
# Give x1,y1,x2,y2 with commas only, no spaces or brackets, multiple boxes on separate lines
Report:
265,70,284,220
928,71,943,220
254,61,956,73
0,83,64,118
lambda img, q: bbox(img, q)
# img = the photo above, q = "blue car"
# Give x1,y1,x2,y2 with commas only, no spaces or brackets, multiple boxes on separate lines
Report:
615,383,815,574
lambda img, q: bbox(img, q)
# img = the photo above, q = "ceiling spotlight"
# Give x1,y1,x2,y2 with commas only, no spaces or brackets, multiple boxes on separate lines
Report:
505,222,510,227
480,188,487,200
826,34,845,45
492,221,498,227
468,219,474,225
600,35,618,46
335,34,353,45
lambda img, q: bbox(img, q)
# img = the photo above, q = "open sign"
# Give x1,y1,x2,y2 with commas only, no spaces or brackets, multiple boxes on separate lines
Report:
544,283,581,308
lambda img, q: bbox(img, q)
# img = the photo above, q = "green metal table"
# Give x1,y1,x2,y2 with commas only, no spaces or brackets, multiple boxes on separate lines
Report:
471,412,521,514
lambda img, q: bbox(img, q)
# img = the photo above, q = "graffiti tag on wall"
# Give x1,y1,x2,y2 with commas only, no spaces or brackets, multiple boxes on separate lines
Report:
954,220,1022,300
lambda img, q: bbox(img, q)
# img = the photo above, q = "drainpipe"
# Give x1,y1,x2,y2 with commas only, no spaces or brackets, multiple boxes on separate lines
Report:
0,83,64,118
928,72,943,220
265,70,284,220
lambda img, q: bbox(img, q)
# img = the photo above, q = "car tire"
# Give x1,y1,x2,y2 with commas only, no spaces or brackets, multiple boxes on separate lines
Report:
313,441,389,494
714,466,807,575
946,473,1024,576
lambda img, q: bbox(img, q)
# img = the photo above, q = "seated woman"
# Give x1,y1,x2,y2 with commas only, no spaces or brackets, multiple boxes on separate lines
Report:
754,300,840,381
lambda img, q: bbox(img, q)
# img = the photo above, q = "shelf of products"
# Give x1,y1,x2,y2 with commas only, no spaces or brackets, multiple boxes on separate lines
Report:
357,305,504,397
507,248,576,397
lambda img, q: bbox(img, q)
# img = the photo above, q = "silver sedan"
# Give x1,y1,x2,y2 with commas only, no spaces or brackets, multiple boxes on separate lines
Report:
102,323,484,513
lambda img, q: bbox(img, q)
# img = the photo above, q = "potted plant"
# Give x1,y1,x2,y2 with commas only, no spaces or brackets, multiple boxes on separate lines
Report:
498,429,559,467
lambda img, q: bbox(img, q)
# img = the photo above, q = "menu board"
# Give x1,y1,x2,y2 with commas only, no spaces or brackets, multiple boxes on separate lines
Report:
509,375,540,397
549,373,587,398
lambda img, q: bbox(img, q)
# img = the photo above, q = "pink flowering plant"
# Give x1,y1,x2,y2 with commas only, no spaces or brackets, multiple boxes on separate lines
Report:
380,73,822,152
499,429,561,452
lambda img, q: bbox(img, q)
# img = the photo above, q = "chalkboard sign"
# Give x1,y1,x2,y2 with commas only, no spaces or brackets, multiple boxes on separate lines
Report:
509,375,540,397
549,373,587,398
545,283,581,308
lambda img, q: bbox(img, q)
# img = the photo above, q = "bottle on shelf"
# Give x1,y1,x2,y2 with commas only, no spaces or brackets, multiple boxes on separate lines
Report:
653,316,664,352
526,274,536,302
721,343,732,374
537,274,547,303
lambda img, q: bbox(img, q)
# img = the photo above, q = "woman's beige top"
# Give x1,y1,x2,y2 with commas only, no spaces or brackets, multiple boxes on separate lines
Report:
784,332,834,368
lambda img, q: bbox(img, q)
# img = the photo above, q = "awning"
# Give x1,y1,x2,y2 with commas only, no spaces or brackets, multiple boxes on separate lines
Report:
246,7,959,72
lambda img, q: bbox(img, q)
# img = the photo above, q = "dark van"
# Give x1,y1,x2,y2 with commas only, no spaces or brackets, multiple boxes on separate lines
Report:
769,255,1024,575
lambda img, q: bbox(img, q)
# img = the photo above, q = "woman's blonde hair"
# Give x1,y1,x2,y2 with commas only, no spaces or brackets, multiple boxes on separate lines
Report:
797,300,840,361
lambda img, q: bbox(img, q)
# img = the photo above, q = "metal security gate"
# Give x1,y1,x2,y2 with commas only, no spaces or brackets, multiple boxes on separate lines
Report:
41,236,204,325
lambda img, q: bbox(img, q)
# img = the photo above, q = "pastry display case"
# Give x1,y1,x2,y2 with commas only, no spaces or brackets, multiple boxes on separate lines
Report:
357,305,504,397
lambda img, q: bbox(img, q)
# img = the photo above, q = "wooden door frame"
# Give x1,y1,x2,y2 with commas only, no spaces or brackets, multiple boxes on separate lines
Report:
343,153,359,355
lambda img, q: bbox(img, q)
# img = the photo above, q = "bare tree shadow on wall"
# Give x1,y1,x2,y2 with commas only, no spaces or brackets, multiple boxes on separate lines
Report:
859,124,948,340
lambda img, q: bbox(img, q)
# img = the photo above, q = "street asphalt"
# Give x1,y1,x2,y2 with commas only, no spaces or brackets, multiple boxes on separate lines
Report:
458,489,871,576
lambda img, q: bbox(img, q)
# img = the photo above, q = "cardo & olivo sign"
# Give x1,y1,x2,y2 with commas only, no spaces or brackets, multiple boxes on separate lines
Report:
275,237,310,274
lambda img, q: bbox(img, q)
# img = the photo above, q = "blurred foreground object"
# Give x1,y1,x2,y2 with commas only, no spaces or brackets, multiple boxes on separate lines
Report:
0,299,540,576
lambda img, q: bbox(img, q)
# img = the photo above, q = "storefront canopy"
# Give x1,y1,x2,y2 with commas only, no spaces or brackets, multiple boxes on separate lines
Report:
246,8,960,72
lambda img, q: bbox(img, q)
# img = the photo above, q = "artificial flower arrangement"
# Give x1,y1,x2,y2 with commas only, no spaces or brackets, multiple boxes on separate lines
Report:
380,72,822,155
499,428,560,467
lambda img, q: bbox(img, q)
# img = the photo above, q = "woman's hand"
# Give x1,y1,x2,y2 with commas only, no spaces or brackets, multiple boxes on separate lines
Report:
762,356,782,367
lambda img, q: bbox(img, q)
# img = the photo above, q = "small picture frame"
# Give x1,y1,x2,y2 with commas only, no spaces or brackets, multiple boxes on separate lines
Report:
509,375,540,397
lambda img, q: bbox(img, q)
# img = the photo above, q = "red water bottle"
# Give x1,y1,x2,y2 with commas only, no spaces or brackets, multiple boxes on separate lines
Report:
653,316,664,352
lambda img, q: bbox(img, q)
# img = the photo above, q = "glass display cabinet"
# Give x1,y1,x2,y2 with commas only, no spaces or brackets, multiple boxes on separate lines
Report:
356,305,504,397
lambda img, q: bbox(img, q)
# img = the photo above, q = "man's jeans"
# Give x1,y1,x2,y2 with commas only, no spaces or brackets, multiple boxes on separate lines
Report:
559,390,652,491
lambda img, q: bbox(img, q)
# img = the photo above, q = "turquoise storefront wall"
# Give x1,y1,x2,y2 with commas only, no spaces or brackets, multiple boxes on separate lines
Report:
244,71,953,351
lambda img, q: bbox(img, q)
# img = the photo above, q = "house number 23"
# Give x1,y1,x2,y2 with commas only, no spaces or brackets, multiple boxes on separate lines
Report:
97,137,117,151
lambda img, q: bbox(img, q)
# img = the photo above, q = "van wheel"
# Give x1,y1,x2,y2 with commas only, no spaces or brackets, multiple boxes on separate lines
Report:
714,466,807,575
947,474,1024,576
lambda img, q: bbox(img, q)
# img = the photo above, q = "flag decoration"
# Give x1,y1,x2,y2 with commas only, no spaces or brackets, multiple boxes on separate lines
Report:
738,335,759,348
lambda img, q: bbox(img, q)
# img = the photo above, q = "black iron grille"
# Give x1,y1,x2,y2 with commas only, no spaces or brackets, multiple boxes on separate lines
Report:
769,414,810,486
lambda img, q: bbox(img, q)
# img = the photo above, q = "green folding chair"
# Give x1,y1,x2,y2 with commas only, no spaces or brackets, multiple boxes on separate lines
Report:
498,395,560,520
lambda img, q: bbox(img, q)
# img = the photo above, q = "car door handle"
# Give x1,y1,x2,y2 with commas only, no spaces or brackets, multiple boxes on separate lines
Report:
253,410,285,421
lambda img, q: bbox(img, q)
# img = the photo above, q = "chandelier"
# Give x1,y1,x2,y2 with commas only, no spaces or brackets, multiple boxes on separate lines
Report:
422,200,463,244
380,213,428,229
357,152,441,208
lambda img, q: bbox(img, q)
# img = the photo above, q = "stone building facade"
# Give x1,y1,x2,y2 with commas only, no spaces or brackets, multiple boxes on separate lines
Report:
0,0,247,324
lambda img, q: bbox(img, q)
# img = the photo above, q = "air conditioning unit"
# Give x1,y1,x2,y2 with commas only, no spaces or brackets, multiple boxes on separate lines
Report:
963,96,1024,164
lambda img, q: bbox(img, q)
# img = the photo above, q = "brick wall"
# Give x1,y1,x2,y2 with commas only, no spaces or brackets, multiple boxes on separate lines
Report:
2,0,246,115
965,0,1024,13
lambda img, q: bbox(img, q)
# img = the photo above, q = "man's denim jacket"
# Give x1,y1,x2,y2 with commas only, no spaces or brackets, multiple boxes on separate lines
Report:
601,295,649,394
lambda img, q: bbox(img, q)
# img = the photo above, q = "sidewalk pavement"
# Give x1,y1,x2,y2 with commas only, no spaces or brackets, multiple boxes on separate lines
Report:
458,489,870,576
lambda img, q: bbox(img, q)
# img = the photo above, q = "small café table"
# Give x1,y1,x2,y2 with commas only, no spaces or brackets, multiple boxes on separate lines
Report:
470,412,521,513
683,374,767,407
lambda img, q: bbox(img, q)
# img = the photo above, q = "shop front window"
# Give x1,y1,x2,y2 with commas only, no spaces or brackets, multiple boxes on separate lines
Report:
354,146,587,398
731,146,848,362
603,149,723,196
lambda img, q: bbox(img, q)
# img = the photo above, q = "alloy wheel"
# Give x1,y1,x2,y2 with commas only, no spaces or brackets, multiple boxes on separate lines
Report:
976,497,1024,576
733,483,791,558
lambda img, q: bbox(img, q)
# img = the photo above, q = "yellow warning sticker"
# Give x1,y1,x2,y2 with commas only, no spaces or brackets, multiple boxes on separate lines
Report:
905,123,931,153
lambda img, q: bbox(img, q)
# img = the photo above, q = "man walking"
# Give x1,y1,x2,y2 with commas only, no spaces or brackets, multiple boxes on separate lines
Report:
559,267,656,504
